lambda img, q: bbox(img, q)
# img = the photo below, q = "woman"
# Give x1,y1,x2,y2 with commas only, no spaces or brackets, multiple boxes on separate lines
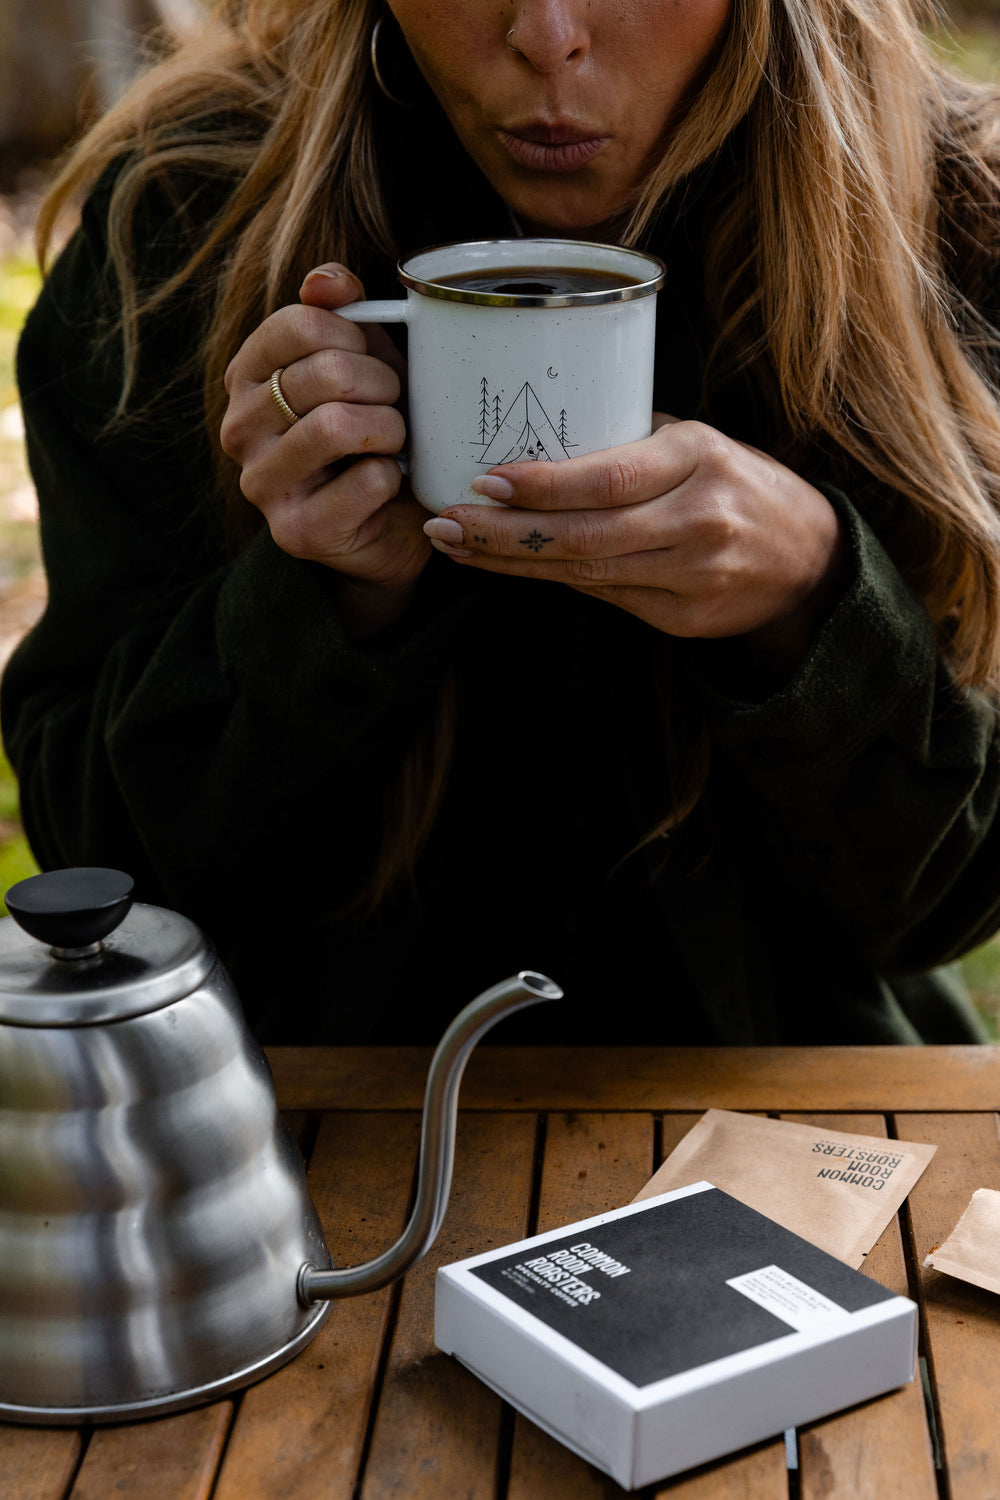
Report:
4,0,1000,1044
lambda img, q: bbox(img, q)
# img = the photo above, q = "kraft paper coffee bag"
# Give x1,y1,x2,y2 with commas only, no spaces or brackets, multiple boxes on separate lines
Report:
634,1109,936,1268
923,1188,1000,1295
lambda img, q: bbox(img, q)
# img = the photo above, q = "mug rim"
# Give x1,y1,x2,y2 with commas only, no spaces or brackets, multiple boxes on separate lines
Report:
397,238,666,307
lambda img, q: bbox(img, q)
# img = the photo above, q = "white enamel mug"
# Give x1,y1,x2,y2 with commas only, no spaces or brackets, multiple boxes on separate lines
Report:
338,239,665,514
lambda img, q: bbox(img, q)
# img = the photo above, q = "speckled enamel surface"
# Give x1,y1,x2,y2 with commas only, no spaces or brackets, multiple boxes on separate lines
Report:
340,240,662,513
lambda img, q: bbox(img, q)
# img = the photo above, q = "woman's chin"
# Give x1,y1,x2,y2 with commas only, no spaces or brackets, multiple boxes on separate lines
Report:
511,203,622,242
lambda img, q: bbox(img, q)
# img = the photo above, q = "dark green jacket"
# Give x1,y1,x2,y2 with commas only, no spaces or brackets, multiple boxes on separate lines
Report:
3,102,997,1044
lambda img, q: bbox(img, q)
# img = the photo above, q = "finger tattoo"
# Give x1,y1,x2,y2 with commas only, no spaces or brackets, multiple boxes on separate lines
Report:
520,530,554,553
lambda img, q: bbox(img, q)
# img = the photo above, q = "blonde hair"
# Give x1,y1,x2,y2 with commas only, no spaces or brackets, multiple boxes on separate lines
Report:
33,0,1000,892
636,0,1000,694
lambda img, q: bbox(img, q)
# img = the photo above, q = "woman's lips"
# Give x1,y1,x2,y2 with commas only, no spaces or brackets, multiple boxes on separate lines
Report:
499,129,610,172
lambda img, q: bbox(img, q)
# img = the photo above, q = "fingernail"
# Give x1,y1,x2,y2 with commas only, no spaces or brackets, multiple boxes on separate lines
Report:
299,269,343,296
471,475,514,501
423,518,465,544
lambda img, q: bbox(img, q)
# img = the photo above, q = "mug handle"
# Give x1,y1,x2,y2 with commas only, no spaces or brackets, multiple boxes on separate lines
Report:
336,300,409,324
335,301,412,474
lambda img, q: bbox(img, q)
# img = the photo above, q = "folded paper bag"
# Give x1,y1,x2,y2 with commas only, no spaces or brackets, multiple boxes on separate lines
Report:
634,1109,936,1268
923,1188,1000,1296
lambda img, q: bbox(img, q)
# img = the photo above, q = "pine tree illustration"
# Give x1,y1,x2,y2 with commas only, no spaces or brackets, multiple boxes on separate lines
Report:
494,393,502,433
558,409,569,445
479,378,490,443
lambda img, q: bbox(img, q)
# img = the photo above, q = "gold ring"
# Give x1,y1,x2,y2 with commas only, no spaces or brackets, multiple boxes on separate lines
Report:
269,367,300,427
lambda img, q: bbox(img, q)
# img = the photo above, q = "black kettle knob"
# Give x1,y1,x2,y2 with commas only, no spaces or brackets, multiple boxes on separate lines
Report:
5,868,135,950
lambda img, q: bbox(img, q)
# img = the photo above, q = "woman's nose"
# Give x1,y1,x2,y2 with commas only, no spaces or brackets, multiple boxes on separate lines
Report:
505,2,592,73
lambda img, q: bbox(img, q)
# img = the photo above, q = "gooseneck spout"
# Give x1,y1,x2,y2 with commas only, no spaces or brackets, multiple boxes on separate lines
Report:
298,970,562,1303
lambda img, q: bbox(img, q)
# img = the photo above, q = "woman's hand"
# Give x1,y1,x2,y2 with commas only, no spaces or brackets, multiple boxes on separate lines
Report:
422,418,848,656
220,264,431,635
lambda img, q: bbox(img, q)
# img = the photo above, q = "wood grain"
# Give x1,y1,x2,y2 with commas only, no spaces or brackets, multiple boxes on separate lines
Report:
659,1113,709,1162
896,1111,1000,1500
0,1427,83,1500
359,1112,538,1500
506,1111,655,1500
655,1441,789,1497
67,1404,232,1500
213,1111,422,1500
535,1112,658,1231
782,1114,937,1500
268,1046,1000,1113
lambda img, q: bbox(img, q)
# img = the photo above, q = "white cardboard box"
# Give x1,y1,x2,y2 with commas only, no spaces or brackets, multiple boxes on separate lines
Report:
435,1182,917,1489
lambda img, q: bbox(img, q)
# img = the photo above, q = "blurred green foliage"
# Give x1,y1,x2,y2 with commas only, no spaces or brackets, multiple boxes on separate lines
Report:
0,839,40,912
0,750,39,914
958,937,1000,1039
0,252,39,406
0,248,43,917
929,20,1000,80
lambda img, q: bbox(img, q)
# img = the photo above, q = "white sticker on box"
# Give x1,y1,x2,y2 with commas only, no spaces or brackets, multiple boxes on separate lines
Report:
725,1265,847,1332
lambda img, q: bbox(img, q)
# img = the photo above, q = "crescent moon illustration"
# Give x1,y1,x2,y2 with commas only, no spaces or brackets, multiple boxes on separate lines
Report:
547,366,558,378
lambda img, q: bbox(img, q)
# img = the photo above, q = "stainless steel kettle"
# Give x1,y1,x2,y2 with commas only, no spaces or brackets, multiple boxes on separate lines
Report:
0,868,561,1425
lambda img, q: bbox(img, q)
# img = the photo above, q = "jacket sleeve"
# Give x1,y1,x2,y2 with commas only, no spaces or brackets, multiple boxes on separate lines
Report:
688,486,1000,975
0,170,467,941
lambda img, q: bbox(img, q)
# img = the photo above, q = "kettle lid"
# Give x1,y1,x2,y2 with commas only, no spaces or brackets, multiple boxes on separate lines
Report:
0,868,215,1027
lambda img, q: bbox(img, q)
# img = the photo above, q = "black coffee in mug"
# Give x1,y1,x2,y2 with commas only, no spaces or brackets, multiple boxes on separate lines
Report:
432,266,643,297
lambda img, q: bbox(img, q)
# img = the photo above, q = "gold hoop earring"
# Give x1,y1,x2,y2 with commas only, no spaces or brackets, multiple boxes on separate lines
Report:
370,15,416,108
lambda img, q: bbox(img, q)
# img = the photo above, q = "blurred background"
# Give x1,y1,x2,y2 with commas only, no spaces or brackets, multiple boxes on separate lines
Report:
1,0,999,1034
0,0,198,893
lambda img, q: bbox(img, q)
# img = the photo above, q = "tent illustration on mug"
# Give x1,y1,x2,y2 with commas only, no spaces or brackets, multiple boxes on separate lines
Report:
473,378,575,464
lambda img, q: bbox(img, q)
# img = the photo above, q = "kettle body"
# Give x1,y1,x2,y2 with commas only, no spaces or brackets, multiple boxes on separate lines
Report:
0,900,331,1421
0,869,560,1423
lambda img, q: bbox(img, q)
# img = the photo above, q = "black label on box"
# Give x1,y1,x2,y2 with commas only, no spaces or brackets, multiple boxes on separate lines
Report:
471,1188,894,1387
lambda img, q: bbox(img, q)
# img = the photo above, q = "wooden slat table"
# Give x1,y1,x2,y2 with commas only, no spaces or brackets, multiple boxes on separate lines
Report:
4,1046,1000,1499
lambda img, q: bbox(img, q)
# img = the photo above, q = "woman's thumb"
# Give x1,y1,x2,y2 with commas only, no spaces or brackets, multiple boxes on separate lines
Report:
299,263,366,309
